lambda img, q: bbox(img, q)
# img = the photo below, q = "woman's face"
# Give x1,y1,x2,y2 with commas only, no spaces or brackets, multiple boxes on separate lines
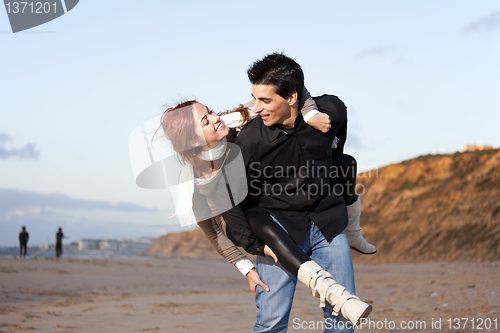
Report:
192,102,229,147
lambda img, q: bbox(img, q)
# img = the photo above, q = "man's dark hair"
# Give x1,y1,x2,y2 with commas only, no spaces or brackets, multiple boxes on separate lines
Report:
247,52,304,100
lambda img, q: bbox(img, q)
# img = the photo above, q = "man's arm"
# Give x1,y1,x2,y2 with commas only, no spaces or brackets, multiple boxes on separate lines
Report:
220,133,266,256
221,203,265,256
220,175,265,256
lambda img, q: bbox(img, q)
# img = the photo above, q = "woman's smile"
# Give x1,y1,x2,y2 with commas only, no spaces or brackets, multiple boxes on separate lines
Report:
215,122,225,131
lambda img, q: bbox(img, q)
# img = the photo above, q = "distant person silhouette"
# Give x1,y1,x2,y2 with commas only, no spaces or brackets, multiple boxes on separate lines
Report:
19,226,29,259
56,228,64,261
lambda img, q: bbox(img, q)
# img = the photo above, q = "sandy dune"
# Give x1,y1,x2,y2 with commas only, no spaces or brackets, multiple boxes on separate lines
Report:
0,256,499,332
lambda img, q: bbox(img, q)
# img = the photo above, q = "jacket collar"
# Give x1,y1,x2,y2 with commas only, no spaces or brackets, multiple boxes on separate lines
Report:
262,113,304,142
266,125,282,142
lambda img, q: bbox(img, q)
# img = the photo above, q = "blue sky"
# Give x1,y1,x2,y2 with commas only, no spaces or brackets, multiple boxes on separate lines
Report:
1,0,499,246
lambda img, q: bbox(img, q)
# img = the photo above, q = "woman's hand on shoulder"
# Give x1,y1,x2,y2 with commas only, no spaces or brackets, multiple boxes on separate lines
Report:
246,268,269,295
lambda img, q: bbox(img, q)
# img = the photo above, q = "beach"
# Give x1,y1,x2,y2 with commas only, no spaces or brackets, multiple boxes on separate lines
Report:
1,256,499,332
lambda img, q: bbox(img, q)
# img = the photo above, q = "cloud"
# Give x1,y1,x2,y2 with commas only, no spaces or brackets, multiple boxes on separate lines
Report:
0,133,40,160
0,188,158,217
354,44,399,59
459,11,500,35
0,133,9,145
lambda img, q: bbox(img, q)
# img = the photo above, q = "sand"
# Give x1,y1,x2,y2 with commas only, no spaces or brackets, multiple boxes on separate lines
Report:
0,256,499,332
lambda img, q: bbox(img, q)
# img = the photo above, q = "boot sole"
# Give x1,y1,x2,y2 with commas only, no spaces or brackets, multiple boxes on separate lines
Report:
354,304,373,326
350,246,377,255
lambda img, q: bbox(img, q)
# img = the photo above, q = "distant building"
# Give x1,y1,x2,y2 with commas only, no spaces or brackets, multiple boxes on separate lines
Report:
462,144,493,152
79,239,102,251
78,238,152,255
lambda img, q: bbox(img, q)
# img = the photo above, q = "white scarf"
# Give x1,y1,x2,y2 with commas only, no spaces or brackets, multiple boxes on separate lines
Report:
174,138,228,227
174,109,256,227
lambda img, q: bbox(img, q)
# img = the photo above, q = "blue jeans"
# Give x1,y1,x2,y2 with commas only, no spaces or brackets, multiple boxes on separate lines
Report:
254,220,355,333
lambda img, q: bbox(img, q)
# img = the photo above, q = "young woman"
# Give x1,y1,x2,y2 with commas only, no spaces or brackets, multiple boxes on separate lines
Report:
159,95,372,325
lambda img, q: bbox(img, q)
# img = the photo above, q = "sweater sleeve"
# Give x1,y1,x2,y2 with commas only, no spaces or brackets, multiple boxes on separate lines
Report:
197,216,254,275
299,86,319,122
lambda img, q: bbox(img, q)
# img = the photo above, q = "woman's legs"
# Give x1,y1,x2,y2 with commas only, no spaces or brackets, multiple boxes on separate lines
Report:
331,153,377,254
245,207,309,276
330,153,357,205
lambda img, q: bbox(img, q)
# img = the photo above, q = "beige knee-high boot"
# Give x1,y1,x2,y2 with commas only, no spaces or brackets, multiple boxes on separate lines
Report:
297,261,372,325
345,196,377,254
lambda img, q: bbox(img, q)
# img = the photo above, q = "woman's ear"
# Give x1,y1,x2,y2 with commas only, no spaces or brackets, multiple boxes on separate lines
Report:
192,141,200,148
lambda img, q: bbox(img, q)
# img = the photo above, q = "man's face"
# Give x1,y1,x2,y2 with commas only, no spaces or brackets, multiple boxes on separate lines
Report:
251,84,296,128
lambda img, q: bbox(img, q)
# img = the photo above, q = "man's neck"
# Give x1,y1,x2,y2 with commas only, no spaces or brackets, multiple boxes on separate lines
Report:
278,105,299,129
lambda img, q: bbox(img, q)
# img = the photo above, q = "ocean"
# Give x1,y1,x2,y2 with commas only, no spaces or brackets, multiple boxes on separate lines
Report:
0,247,150,260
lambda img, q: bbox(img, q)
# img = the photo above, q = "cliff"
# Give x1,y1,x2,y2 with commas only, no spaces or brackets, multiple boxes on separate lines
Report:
147,228,220,259
352,148,500,263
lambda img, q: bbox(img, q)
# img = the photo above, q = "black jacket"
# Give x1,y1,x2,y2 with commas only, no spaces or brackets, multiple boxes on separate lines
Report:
19,231,29,244
222,95,349,255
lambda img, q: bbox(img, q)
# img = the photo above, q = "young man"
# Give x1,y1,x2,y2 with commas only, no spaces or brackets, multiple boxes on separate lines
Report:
56,228,64,261
19,226,29,259
222,53,366,332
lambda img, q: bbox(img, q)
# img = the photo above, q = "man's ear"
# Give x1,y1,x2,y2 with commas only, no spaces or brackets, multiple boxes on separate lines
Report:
287,91,298,106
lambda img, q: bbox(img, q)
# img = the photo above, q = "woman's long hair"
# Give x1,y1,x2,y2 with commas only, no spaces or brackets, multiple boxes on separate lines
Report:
219,104,252,126
220,104,253,141
160,100,202,166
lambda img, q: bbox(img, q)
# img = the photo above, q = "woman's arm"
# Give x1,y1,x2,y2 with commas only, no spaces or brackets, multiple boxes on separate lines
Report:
198,216,252,273
247,267,270,295
197,216,270,293
300,87,331,133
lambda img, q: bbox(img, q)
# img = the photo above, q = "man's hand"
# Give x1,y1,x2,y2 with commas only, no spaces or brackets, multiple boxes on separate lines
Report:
247,268,269,295
264,245,278,263
307,112,331,133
